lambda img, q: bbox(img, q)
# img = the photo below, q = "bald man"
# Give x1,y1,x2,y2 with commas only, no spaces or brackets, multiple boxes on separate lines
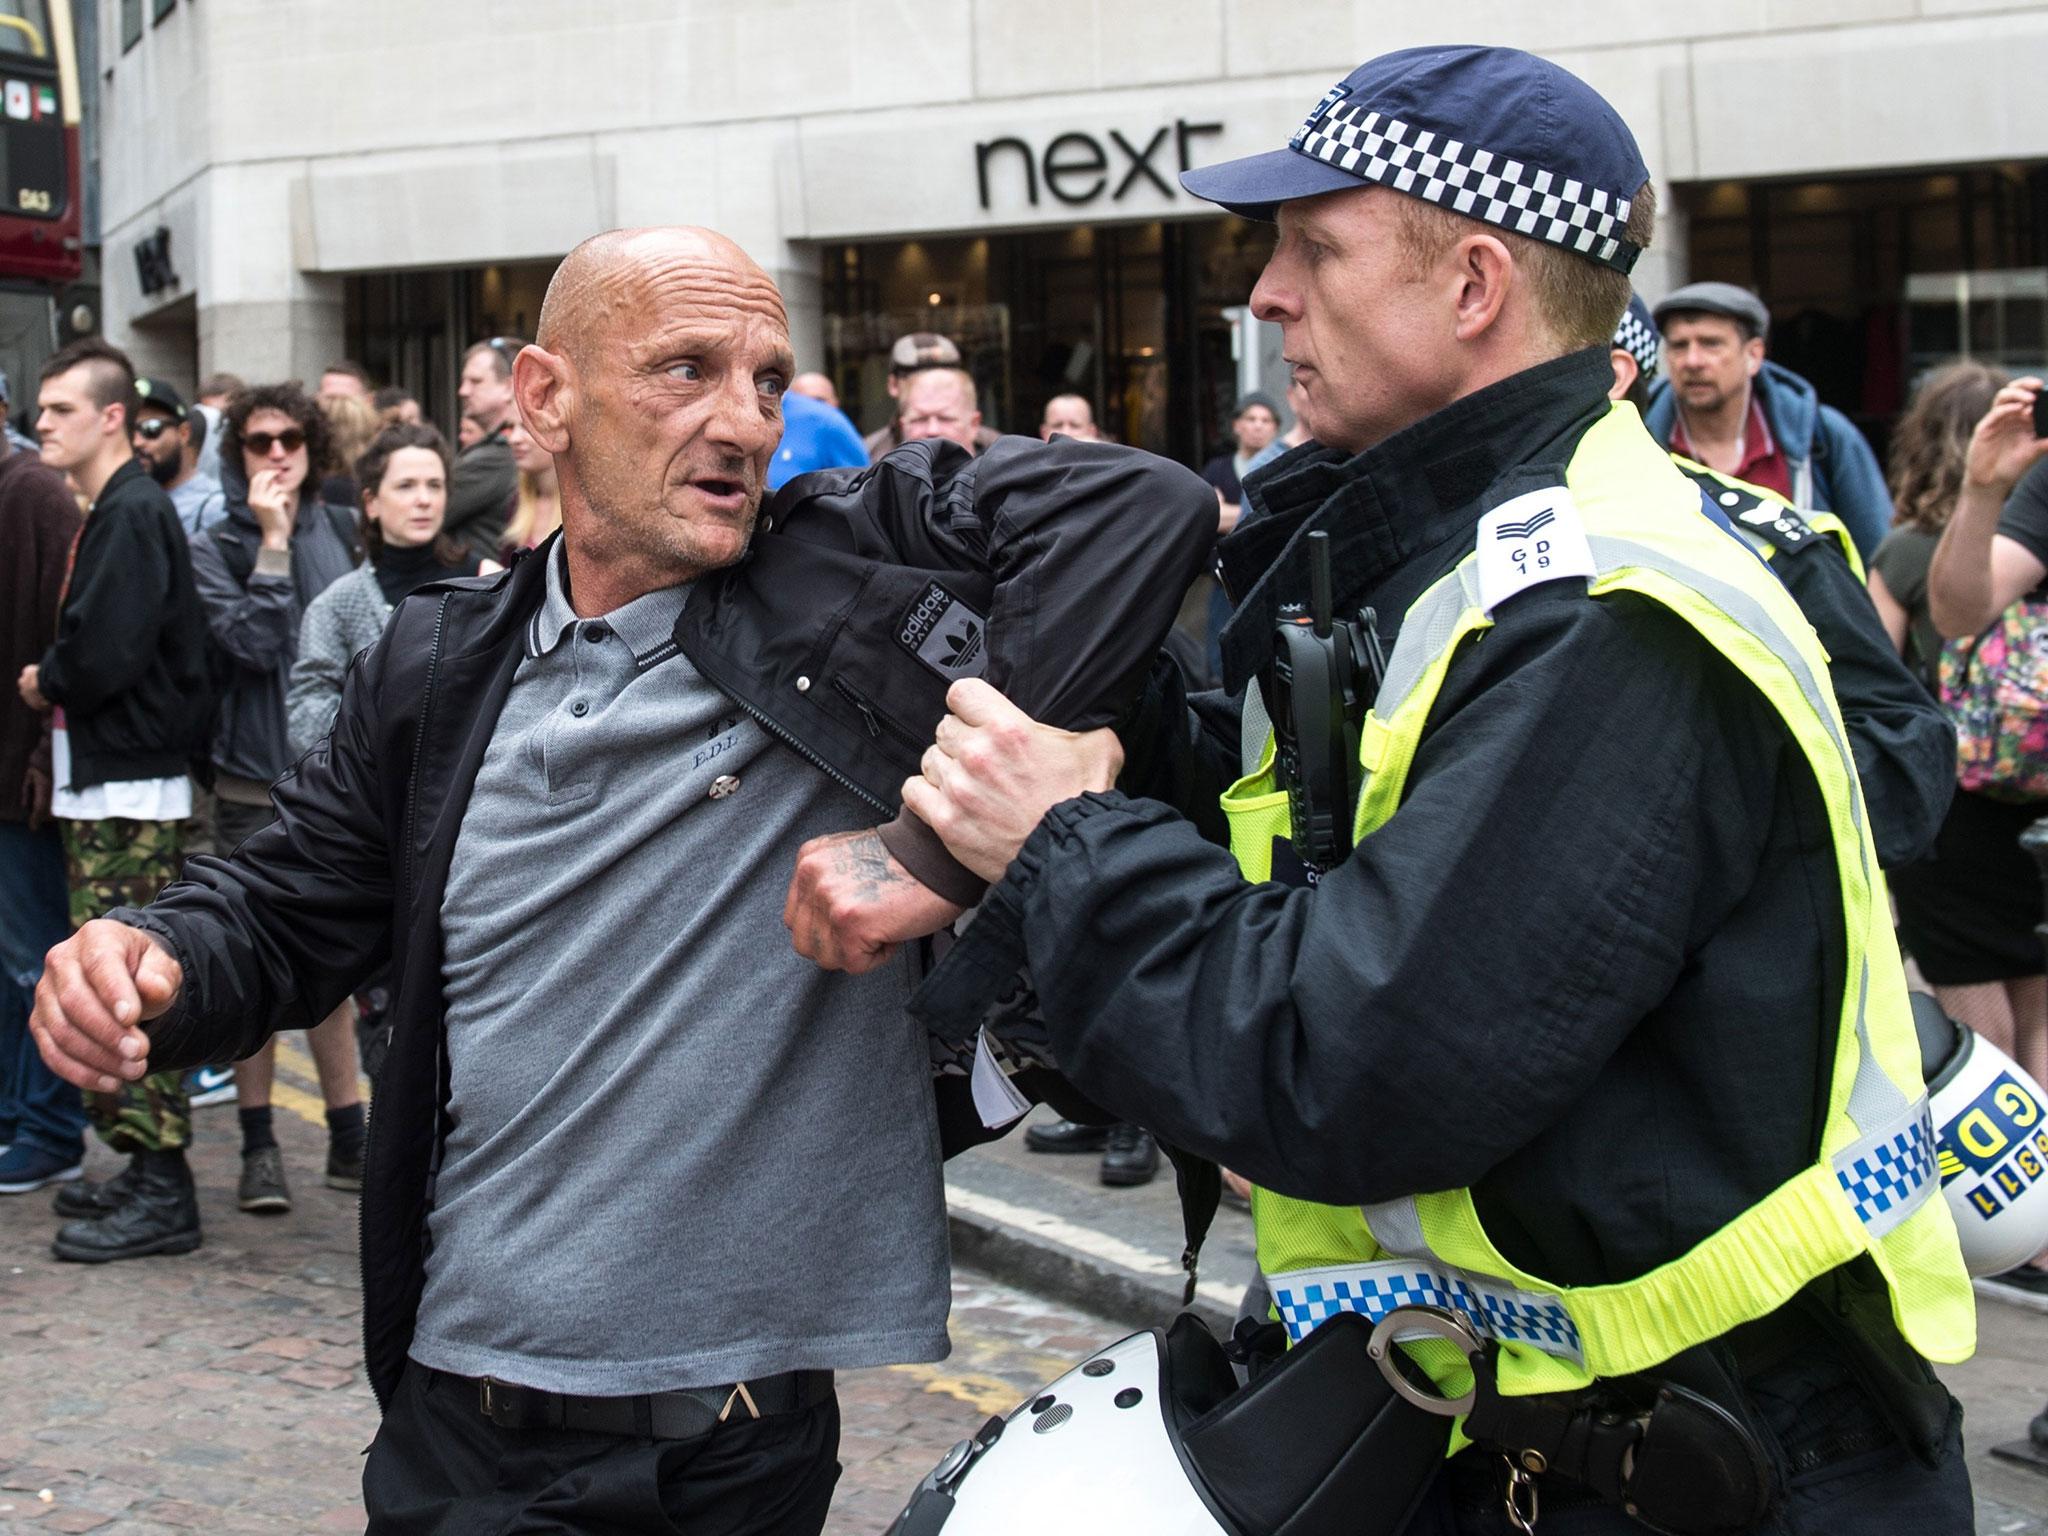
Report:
1039,392,1100,442
28,226,1215,1534
788,370,839,409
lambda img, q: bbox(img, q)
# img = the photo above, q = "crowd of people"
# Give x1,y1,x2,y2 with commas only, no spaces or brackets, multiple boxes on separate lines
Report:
4,273,2048,1238
7,34,2045,1529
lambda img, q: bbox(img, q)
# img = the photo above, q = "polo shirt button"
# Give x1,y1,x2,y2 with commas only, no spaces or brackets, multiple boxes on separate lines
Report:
710,775,741,799
571,700,590,718
584,623,609,643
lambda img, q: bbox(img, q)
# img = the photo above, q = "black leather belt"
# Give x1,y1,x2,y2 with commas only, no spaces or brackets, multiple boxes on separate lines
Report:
439,1367,834,1440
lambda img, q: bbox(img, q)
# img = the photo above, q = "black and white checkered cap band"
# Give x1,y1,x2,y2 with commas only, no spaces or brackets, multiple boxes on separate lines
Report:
1613,305,1661,377
1290,101,1642,273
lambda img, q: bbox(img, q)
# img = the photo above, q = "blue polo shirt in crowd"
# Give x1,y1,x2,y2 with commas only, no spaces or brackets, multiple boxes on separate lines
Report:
768,391,868,490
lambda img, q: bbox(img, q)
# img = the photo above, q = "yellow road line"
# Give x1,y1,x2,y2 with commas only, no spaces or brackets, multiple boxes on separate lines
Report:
260,1035,371,1127
884,1362,1024,1416
266,1076,333,1128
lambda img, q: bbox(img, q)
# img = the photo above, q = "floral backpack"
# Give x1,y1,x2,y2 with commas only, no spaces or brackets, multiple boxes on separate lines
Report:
1939,600,2048,801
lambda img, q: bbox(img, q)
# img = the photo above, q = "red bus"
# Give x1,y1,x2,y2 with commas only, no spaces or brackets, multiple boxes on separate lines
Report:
0,0,84,416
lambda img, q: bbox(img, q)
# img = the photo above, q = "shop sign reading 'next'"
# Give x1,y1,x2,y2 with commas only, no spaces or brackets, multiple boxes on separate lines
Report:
974,120,1223,210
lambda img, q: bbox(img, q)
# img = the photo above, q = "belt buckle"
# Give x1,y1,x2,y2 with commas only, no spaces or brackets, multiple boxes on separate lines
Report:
479,1376,505,1425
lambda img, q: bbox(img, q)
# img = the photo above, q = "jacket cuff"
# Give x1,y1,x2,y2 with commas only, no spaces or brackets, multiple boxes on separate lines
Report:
253,547,292,578
907,792,1125,1035
877,810,988,908
106,907,207,1066
35,645,67,706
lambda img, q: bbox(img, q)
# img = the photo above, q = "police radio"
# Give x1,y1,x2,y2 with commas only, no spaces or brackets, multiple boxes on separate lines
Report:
1268,531,1385,872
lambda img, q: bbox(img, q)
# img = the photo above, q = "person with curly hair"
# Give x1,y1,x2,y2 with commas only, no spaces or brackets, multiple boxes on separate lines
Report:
1869,361,2048,1295
189,380,367,1218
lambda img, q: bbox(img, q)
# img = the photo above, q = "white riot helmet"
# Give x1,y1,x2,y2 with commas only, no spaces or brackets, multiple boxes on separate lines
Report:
1917,992,2048,1276
886,1311,1448,1536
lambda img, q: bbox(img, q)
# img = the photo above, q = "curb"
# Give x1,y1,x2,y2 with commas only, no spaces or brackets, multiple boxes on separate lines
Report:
959,1212,2048,1336
1978,1276,2048,1317
948,1208,1239,1338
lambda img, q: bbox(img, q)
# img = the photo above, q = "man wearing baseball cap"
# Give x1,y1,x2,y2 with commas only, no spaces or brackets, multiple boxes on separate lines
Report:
892,45,1975,1531
861,332,1000,462
1643,280,1892,559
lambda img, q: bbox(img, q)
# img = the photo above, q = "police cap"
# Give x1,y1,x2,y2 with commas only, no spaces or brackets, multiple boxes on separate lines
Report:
1180,45,1650,274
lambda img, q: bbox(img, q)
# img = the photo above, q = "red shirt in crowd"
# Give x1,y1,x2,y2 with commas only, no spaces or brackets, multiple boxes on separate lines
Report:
1669,391,1794,503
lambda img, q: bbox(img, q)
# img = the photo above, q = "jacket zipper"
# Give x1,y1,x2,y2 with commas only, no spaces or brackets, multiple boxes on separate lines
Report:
723,686,889,814
400,597,449,903
829,676,926,751
363,593,449,1411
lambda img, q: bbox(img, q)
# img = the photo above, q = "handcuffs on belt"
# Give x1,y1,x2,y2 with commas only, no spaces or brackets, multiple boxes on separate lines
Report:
1365,1307,1778,1536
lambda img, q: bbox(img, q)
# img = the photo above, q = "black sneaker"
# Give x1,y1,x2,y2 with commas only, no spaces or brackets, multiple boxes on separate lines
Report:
325,1142,363,1193
1024,1119,1112,1155
238,1145,292,1214
1100,1124,1159,1187
52,1149,201,1262
52,1154,145,1219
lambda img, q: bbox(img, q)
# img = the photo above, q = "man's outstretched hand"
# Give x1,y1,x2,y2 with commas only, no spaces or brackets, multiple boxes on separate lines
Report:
902,679,1123,884
30,919,182,1092
785,828,965,974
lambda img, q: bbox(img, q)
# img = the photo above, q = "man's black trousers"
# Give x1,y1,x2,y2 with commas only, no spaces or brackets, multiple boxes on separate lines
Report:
362,1366,842,1535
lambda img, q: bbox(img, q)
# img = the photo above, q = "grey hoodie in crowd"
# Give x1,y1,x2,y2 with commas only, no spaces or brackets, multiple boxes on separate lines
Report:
188,456,359,786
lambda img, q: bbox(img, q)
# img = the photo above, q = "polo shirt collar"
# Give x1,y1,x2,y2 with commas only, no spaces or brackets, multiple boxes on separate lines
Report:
525,538,693,664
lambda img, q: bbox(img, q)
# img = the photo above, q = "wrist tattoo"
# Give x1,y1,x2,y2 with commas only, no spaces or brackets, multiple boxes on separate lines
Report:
831,830,909,902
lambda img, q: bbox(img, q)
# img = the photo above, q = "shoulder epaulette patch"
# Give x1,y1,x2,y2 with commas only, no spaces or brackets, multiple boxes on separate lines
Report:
1708,480,1812,556
1476,487,1595,615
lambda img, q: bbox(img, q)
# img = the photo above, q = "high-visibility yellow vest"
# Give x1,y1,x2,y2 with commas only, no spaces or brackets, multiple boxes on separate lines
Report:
1226,403,1974,1408
1672,455,1863,579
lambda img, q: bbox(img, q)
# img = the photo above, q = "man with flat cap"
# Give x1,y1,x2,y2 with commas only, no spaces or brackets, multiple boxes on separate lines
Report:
1644,280,1892,559
882,44,1976,1532
1608,295,1955,875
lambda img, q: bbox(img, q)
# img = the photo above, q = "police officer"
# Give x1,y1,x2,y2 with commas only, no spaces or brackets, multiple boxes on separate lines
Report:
1609,295,1956,872
885,46,1977,1535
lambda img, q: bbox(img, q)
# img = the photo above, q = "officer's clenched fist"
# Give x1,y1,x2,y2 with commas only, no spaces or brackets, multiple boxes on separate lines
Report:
31,919,182,1092
903,678,1123,883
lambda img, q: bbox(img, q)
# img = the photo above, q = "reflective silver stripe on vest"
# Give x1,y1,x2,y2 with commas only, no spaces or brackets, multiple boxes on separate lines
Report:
1241,676,1274,779
1266,1259,1586,1367
1361,535,1937,1262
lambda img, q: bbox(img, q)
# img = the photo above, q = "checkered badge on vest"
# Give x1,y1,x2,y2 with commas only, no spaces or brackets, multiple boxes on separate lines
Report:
897,582,989,682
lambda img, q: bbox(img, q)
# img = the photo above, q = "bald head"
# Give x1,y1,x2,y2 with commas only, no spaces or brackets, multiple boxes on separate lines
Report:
538,227,787,368
516,226,796,615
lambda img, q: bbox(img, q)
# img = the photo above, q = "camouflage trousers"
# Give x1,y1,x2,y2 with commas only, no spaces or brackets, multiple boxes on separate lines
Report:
62,816,190,1154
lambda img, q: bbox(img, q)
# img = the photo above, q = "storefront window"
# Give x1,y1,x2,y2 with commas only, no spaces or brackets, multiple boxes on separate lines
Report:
823,216,1272,467
1679,163,2048,441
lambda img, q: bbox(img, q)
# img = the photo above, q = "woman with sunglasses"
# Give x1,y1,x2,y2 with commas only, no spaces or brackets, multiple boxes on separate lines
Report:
187,381,368,1218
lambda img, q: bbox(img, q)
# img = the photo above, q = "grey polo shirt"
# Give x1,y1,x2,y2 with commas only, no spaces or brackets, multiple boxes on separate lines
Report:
409,541,950,1394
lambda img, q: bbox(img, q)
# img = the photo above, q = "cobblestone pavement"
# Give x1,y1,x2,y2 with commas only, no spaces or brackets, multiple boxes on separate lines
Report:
0,1043,1121,1534
7,1041,2048,1532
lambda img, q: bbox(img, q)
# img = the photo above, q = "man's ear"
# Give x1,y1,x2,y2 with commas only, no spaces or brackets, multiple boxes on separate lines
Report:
1450,233,1514,343
1744,337,1765,378
1607,349,1638,403
514,345,572,456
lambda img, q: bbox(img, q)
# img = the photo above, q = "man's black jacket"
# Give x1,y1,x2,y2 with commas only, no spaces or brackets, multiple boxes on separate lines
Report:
38,459,211,789
115,434,1214,1406
914,351,1888,1296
